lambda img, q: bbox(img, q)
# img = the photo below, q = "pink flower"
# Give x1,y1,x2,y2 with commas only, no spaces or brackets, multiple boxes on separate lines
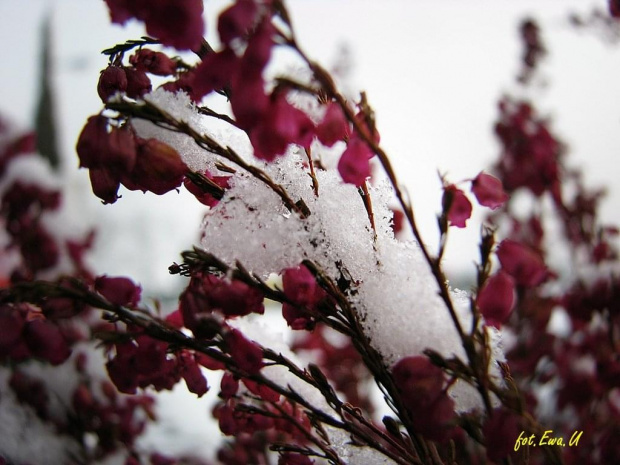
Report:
105,0,205,51
76,115,109,169
9,371,49,418
76,116,137,171
497,239,548,287
230,76,269,130
130,49,177,76
471,171,509,209
190,48,238,101
89,167,121,205
179,351,209,397
282,303,315,331
183,171,230,207
338,137,372,186
133,335,167,375
95,275,142,307
206,277,265,318
316,103,349,147
249,95,315,161
282,265,321,306
0,305,25,350
220,372,239,399
443,184,472,228
354,110,380,144
242,378,281,402
477,271,516,328
122,138,187,195
124,67,152,99
225,329,263,374
24,319,71,365
483,408,521,462
218,0,258,45
392,356,444,397
103,0,140,24
239,19,274,77
179,278,220,339
392,356,455,441
97,66,127,102
20,224,60,272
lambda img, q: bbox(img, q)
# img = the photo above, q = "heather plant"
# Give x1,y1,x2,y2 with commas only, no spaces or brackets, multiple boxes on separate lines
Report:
0,1,619,464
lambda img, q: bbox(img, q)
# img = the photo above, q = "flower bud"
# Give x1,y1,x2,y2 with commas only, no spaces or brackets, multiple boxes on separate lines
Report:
124,67,152,99
129,49,177,76
317,103,349,147
497,239,547,287
225,329,263,374
95,275,141,307
483,408,521,462
191,48,238,101
179,351,209,397
220,372,239,399
471,171,509,209
283,265,321,306
124,138,187,195
89,167,121,204
76,115,109,169
338,137,372,186
443,184,472,228
477,271,516,328
97,66,127,102
24,319,71,365
218,0,258,45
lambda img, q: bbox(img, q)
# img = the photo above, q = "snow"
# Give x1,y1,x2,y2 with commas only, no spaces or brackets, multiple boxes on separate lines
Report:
0,368,82,465
124,81,506,414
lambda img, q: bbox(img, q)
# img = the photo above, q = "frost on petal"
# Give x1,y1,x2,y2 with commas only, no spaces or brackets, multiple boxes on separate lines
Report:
471,171,509,209
477,270,515,328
